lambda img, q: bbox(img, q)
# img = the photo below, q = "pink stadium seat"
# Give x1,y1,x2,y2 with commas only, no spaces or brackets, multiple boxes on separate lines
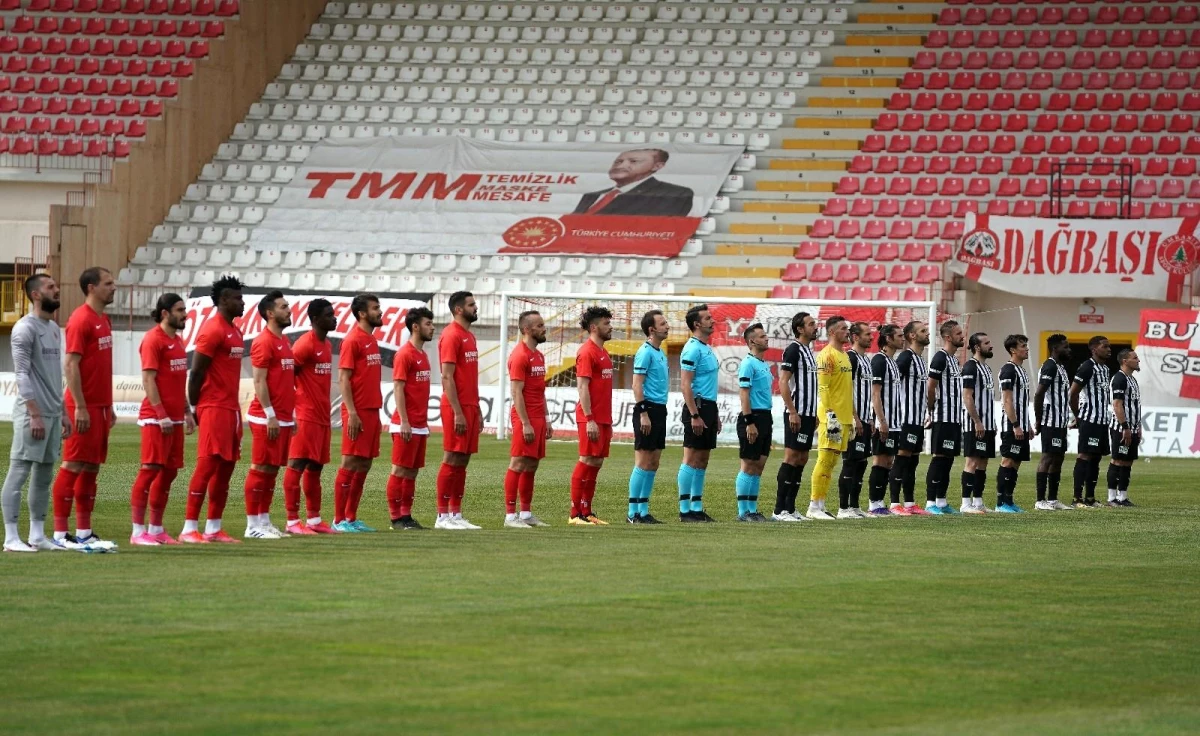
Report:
824,241,848,260
835,265,860,283
850,198,875,217
771,285,796,299
888,265,914,284
824,287,847,301
824,198,848,217
810,219,834,239
797,286,821,300
864,220,888,239
887,221,913,240
782,264,807,282
836,220,861,239
877,287,900,302
796,241,820,260
1149,202,1173,218
850,287,874,302
903,287,928,302
809,263,833,283
862,265,886,284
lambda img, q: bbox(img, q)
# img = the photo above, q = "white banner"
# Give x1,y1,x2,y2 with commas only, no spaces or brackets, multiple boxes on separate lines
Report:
248,137,743,258
952,214,1200,301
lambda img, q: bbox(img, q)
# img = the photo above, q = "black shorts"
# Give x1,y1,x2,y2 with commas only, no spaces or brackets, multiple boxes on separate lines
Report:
1039,426,1068,456
963,429,996,459
844,431,872,462
930,422,962,456
1000,431,1031,462
737,410,773,460
1077,420,1110,456
682,399,720,450
898,423,925,453
872,430,901,456
783,412,818,451
632,402,667,452
1110,429,1140,462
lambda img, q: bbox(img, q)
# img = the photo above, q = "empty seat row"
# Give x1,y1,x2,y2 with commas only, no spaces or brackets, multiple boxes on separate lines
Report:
771,285,931,303
938,4,1196,26
886,90,1200,113
323,1,844,25
782,262,942,286
311,23,833,49
0,95,163,116
846,154,1198,178
927,27,1200,51
0,134,130,156
3,15,225,38
0,74,180,99
2,115,148,137
809,219,965,241
796,241,953,263
0,36,212,59
862,133,1200,157
913,48,1199,72
877,112,1198,135
12,0,239,15
0,57,194,78
899,70,1200,93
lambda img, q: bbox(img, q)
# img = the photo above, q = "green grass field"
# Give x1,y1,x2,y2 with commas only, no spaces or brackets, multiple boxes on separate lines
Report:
1,424,1198,735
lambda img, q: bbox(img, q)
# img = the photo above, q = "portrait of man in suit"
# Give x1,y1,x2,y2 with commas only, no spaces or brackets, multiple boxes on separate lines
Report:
572,149,695,218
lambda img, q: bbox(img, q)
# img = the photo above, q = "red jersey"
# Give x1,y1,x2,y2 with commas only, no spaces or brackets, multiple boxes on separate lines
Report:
292,331,333,425
194,313,244,411
138,325,188,423
339,323,382,411
248,329,296,424
508,340,547,420
576,338,614,426
64,302,113,409
439,320,479,407
391,342,431,429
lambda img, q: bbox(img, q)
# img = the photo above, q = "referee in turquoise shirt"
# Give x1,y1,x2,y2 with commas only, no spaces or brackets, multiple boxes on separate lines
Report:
736,323,774,522
628,309,670,524
678,304,720,523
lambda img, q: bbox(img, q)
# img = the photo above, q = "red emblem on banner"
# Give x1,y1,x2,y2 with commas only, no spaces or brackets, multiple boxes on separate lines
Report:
1157,233,1200,276
502,217,565,250
956,226,1000,269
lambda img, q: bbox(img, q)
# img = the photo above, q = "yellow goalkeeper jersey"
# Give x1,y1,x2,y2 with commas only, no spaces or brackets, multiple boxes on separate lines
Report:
816,344,854,451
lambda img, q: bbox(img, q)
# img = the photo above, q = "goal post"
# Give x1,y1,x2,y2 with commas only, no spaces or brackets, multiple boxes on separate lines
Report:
495,292,938,444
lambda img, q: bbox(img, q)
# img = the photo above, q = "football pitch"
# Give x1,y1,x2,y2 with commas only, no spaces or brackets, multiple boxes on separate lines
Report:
1,424,1198,735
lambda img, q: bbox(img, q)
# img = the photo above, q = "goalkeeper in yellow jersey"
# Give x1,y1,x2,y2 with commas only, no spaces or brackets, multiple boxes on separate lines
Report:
807,316,855,520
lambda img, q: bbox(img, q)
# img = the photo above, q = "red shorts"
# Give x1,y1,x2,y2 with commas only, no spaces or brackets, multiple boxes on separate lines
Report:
196,406,242,462
341,407,382,459
578,423,613,458
139,423,185,469
441,403,482,455
62,404,111,464
391,432,428,469
250,422,294,467
288,419,331,466
510,413,547,460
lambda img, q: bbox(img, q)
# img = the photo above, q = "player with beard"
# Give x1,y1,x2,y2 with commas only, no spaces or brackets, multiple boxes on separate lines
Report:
1107,349,1142,507
387,307,435,531
504,310,552,528
924,320,965,514
436,291,483,530
53,267,117,548
998,335,1033,513
889,321,932,515
773,311,818,522
960,332,998,514
1069,336,1112,509
334,293,384,532
868,324,903,516
243,291,296,539
283,300,339,534
571,306,615,525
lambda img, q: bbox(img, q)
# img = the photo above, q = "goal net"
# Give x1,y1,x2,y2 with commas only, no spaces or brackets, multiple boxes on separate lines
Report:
494,292,938,446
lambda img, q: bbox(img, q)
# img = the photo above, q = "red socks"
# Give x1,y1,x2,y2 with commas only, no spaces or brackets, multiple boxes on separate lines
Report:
301,468,322,519
283,467,303,522
207,460,236,521
399,477,415,517
451,465,466,514
186,457,218,521
348,471,367,521
333,468,353,523
148,468,177,527
436,463,453,515
130,468,157,525
504,469,520,514
244,468,267,516
386,474,404,520
74,470,98,530
518,470,535,512
571,462,600,516
52,468,80,533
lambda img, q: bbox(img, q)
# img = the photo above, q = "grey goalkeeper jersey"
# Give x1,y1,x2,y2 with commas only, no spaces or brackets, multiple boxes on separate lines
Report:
10,313,63,417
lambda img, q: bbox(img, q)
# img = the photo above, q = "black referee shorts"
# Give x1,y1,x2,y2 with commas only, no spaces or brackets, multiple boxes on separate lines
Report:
1039,426,1068,456
682,398,720,451
931,422,962,456
962,429,996,459
1000,431,1031,462
1110,428,1139,461
632,402,667,452
783,412,818,452
737,410,773,460
872,429,901,457
898,423,925,453
1077,420,1110,456
844,431,872,462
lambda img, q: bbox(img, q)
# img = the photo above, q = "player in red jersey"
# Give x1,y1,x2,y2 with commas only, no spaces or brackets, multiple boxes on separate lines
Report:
243,290,296,539
571,306,615,526
504,310,552,529
386,306,434,531
52,267,117,547
436,291,482,530
334,293,384,533
128,294,194,546
181,275,245,544
284,299,339,535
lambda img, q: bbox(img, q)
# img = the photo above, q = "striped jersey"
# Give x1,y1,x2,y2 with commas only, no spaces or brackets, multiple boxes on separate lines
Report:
1037,358,1071,429
961,357,995,432
927,348,963,425
871,350,902,429
849,349,874,426
780,339,817,417
1072,357,1111,425
998,361,1033,433
894,347,927,427
1109,371,1141,432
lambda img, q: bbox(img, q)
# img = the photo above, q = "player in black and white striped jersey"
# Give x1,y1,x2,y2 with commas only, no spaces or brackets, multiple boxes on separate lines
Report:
1069,335,1112,509
1033,334,1073,510
924,320,965,514
869,324,903,516
1106,349,1142,508
999,335,1034,511
888,320,932,516
836,322,874,519
960,332,996,514
773,312,819,522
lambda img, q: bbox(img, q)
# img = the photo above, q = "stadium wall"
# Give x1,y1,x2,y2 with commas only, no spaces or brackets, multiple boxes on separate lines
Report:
0,181,72,264
48,0,329,317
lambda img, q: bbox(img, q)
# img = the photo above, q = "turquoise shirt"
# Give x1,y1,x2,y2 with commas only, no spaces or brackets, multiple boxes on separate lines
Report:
633,341,669,404
738,353,773,411
680,336,719,401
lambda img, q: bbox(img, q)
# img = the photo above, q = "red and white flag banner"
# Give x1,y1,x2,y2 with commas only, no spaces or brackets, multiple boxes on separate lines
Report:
952,214,1200,302
1137,308,1200,408
248,137,743,258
